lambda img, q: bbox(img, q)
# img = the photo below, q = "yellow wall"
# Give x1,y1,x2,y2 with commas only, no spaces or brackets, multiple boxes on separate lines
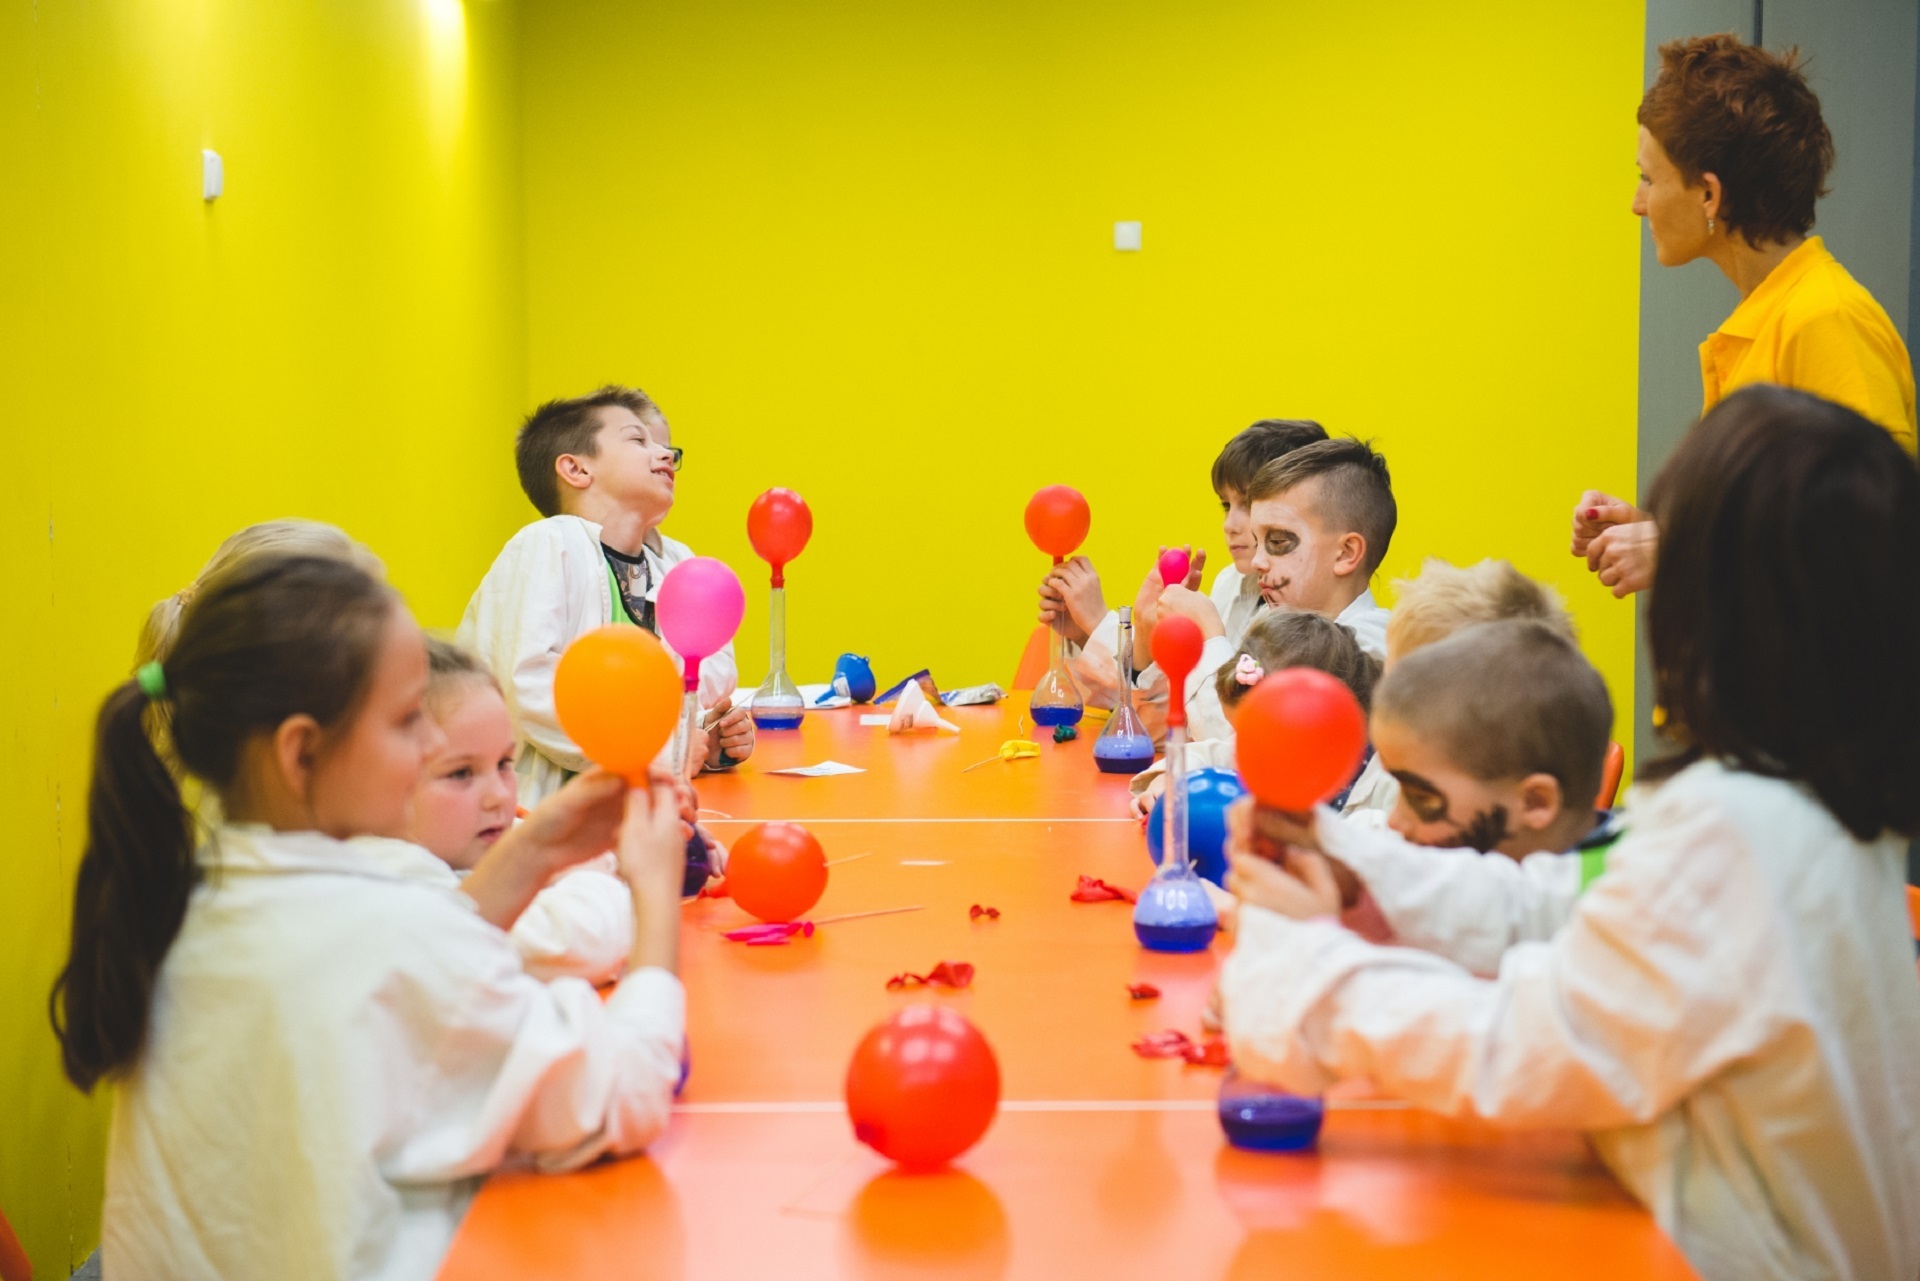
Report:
520,0,1643,735
0,1,527,1273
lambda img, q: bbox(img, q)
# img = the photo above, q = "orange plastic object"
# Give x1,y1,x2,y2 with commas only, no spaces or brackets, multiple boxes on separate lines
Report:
0,1205,30,1281
726,823,828,923
1596,740,1626,810
552,626,681,782
437,700,1700,1281
1011,625,1050,691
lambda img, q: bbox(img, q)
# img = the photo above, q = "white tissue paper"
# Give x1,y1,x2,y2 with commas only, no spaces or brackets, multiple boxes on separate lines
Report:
889,680,960,734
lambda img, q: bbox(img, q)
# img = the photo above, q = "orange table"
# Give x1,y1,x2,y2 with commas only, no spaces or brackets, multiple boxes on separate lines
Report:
439,701,1698,1280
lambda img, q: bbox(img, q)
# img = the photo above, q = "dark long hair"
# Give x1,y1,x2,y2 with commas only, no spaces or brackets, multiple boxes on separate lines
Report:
52,554,397,1091
1642,386,1920,840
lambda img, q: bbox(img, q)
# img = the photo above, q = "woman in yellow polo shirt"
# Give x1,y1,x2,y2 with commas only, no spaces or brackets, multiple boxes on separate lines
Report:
1574,34,1917,597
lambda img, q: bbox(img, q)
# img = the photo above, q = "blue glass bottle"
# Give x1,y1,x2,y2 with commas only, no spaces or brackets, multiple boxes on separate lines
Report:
751,583,805,730
1133,708,1217,951
1217,1068,1324,1152
1094,608,1154,774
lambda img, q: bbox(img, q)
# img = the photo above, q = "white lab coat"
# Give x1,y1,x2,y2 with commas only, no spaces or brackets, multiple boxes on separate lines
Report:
103,825,684,1281
457,515,739,805
1317,815,1590,977
356,840,634,986
1222,761,1920,1281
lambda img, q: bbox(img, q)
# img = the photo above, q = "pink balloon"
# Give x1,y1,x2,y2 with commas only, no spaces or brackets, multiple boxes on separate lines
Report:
656,557,746,665
1157,548,1190,588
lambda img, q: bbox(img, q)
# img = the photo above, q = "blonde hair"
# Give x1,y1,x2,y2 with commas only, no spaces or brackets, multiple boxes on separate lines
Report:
135,520,384,667
424,636,501,717
1385,559,1574,662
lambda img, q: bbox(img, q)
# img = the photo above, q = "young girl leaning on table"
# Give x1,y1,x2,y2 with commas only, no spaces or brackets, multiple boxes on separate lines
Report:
54,553,689,1281
1218,386,1920,1281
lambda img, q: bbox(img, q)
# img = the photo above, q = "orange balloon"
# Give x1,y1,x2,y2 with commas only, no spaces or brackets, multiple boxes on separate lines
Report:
728,822,829,923
1023,486,1091,560
552,626,682,782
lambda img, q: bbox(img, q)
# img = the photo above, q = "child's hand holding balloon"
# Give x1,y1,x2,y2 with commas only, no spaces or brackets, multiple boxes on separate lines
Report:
1048,556,1107,643
1155,584,1226,639
703,695,754,767
458,769,627,929
617,768,690,975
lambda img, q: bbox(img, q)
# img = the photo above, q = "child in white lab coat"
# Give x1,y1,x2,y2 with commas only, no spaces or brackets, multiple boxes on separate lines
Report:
1221,386,1920,1281
55,553,689,1281
404,637,639,984
1039,418,1328,741
1272,618,1621,975
459,385,754,804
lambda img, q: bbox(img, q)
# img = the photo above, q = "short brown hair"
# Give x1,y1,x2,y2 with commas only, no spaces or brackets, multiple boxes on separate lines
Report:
1644,385,1919,840
1386,559,1575,660
1210,420,1328,498
1637,34,1833,246
1246,438,1397,574
1216,608,1380,713
514,385,661,519
1375,619,1612,814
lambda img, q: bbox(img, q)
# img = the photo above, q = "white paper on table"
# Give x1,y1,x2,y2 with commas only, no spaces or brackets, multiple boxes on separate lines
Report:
801,682,852,709
889,680,960,734
762,760,867,778
858,714,891,727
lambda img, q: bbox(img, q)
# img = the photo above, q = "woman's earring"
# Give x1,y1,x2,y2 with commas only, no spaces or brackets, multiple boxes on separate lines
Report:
1707,216,1715,234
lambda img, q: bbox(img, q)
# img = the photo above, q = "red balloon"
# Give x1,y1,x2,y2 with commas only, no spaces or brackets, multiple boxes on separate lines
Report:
846,1005,1001,1170
1234,667,1368,812
727,822,829,923
1023,486,1091,560
1150,613,1205,682
748,488,813,583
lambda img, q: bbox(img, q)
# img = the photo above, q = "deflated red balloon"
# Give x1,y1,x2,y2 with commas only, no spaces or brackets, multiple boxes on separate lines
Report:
1234,667,1368,812
846,1005,1000,1170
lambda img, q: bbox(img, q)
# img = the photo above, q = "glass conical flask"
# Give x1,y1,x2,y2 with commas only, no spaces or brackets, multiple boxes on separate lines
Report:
751,584,805,730
1094,608,1154,774
1218,1067,1324,1151
1133,715,1218,951
1030,599,1085,729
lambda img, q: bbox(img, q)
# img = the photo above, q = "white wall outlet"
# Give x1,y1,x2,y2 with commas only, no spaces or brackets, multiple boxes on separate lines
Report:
1113,220,1142,251
202,149,224,201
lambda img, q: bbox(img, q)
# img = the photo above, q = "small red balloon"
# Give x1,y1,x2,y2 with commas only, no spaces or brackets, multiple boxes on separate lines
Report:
1234,667,1368,812
1150,613,1205,682
727,822,828,923
1156,548,1190,587
747,488,814,584
846,1005,1001,1170
1023,486,1091,561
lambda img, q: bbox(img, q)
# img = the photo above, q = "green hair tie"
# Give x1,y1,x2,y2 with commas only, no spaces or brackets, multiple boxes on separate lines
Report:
135,661,169,701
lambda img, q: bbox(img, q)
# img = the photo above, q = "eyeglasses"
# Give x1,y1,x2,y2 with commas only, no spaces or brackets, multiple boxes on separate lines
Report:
665,446,685,472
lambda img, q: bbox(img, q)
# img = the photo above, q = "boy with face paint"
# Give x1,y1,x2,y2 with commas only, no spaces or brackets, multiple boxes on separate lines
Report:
1277,619,1621,979
1158,437,1395,661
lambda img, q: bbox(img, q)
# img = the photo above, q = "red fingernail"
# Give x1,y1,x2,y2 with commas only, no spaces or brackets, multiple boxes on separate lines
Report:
1585,508,1599,520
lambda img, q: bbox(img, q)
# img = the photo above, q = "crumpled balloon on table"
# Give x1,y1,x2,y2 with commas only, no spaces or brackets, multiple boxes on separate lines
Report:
1131,1029,1229,1066
885,960,975,991
1070,875,1137,904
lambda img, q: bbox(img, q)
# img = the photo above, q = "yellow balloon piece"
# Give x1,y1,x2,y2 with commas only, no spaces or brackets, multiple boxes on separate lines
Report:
962,739,1043,773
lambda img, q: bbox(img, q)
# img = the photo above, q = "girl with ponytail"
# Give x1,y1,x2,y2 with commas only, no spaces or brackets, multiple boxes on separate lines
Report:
55,554,691,1280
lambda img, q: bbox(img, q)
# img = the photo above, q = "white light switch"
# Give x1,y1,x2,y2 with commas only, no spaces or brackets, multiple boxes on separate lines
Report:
202,150,224,201
1113,220,1142,252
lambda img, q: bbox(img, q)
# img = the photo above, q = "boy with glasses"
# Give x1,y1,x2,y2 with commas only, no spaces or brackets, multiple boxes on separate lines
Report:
460,385,754,804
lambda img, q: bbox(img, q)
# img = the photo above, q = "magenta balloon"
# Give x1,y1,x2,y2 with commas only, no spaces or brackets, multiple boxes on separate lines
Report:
656,556,746,660
1157,548,1191,588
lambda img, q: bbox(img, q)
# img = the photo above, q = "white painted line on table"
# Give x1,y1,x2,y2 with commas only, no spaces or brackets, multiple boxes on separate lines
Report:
675,1099,1408,1115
